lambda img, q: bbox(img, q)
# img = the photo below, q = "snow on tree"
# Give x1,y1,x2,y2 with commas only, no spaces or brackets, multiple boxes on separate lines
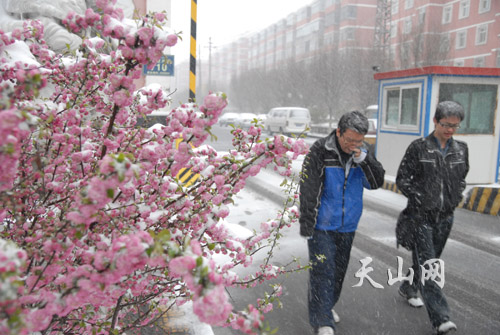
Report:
0,1,309,334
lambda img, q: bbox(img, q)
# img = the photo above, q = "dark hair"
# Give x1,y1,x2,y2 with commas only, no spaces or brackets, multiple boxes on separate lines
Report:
435,101,465,122
338,110,369,136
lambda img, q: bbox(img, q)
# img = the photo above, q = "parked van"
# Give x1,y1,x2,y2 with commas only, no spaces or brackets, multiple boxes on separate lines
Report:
265,107,311,136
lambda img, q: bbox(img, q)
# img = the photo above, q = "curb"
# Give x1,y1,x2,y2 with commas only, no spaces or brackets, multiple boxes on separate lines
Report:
381,180,500,216
463,186,500,216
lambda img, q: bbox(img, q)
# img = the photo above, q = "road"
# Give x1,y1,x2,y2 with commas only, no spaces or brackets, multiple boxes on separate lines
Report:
207,125,500,335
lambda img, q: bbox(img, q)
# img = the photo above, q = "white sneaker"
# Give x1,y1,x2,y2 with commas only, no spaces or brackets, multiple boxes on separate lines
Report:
332,309,340,323
399,286,424,308
436,321,457,334
407,297,424,308
318,326,334,335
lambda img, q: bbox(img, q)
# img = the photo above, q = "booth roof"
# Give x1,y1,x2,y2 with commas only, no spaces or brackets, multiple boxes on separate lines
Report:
373,66,500,80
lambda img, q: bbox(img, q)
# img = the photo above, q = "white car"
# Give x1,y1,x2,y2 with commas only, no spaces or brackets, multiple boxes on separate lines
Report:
218,112,240,127
237,113,258,129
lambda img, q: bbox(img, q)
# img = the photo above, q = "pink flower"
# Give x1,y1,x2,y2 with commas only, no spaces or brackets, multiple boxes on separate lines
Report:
166,34,178,47
154,13,166,22
112,89,130,107
87,177,116,205
193,285,232,325
137,27,153,46
134,48,147,63
212,194,224,205
190,240,202,256
120,45,134,59
247,165,260,177
203,93,227,111
168,256,197,277
213,175,225,188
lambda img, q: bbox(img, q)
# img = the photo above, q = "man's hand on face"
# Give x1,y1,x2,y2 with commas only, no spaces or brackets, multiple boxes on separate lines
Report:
351,147,362,157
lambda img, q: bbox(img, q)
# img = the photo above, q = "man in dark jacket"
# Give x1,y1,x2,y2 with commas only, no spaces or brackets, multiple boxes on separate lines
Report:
396,101,469,335
299,111,385,335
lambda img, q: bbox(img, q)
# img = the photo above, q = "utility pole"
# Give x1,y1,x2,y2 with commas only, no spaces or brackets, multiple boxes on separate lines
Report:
205,37,216,89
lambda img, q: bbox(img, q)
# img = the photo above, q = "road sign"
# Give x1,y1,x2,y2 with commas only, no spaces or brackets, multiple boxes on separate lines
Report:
143,55,174,76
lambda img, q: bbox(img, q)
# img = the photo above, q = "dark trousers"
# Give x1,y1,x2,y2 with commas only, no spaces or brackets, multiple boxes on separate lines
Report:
308,230,355,330
400,213,453,328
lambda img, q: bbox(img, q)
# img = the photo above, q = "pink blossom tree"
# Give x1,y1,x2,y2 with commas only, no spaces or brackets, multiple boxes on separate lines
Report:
0,1,309,334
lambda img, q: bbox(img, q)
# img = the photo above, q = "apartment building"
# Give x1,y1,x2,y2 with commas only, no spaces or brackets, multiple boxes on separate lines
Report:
390,0,499,68
208,0,498,91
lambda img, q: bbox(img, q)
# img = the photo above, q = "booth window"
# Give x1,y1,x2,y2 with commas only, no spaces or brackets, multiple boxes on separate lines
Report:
439,83,497,134
384,86,420,129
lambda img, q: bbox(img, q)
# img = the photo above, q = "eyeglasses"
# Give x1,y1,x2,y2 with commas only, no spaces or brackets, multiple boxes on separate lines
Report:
342,136,364,145
438,122,460,130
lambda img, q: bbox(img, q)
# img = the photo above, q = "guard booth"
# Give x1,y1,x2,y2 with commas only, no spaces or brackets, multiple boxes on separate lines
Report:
373,66,500,186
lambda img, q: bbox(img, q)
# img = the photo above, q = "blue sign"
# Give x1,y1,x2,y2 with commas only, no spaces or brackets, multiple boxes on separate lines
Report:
143,55,174,76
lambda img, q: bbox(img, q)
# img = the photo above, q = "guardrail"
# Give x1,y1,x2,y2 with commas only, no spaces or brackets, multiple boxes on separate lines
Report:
310,122,335,135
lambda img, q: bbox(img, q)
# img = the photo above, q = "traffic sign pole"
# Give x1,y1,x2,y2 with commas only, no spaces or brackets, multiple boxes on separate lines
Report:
189,0,197,102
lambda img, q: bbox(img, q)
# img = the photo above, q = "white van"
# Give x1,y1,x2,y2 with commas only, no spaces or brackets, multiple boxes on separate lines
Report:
265,107,311,136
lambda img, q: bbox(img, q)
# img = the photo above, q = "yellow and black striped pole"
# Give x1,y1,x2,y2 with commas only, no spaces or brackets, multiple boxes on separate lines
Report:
189,0,197,102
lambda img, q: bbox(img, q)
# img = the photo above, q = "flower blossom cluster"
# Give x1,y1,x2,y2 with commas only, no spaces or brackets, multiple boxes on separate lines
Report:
0,239,28,334
0,0,310,334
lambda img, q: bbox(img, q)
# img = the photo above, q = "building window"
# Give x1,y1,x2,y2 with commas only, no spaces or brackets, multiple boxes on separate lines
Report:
497,50,500,67
442,5,452,24
454,59,465,66
418,8,426,24
474,56,485,67
384,85,420,129
400,42,412,62
341,27,355,41
440,34,451,54
304,40,311,53
459,0,470,19
324,32,334,45
405,0,414,9
403,17,412,34
479,0,491,14
439,83,498,134
325,11,337,26
391,0,399,15
475,24,488,45
456,30,467,49
390,23,397,38
341,5,357,20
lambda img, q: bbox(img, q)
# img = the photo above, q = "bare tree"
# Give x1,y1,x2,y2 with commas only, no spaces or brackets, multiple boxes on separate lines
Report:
397,18,451,69
229,50,378,121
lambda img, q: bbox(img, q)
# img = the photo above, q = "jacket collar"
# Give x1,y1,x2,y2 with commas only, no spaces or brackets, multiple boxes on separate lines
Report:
325,129,338,152
424,131,459,153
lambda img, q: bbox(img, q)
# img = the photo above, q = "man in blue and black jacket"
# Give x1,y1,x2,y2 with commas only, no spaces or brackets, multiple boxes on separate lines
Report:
299,111,385,335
